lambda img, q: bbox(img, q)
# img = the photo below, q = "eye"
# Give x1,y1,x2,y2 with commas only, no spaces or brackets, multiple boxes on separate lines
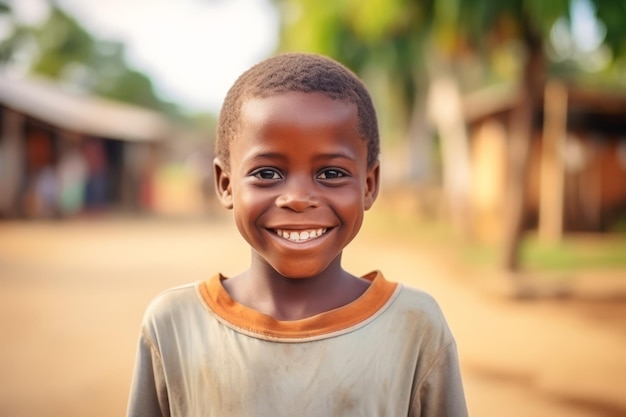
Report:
252,168,282,180
317,169,346,180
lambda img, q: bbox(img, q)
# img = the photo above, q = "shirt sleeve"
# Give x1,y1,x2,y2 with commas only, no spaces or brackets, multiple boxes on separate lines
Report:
413,341,468,417
126,329,170,417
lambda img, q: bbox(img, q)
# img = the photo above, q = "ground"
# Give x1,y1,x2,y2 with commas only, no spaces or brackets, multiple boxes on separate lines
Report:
0,213,624,417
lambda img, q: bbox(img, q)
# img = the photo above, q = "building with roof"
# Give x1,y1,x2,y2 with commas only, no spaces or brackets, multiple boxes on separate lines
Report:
0,74,175,218
464,81,626,241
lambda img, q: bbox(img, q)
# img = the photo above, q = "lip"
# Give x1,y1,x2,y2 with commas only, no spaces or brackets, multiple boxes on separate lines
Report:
265,226,334,246
275,227,328,242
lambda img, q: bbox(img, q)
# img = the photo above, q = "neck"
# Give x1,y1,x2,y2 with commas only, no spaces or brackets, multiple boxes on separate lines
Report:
224,255,369,321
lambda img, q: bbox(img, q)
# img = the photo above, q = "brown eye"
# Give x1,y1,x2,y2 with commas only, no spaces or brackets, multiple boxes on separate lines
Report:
318,169,345,179
253,168,281,180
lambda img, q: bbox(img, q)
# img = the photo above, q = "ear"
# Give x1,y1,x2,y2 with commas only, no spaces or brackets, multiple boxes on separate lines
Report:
213,157,233,209
364,160,380,211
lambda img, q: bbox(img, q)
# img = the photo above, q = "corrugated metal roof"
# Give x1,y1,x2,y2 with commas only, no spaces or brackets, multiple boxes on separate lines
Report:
0,74,173,142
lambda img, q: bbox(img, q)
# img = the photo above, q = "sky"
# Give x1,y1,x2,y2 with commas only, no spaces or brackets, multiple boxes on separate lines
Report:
10,0,280,113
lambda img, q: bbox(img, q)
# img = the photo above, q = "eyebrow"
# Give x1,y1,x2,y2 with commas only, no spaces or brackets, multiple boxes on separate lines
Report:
246,152,357,163
312,153,357,163
246,152,287,162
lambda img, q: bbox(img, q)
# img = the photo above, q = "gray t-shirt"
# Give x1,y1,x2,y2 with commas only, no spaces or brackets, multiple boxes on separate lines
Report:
126,271,468,417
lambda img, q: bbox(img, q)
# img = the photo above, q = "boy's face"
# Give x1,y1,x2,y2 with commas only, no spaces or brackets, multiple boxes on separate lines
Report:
214,91,379,279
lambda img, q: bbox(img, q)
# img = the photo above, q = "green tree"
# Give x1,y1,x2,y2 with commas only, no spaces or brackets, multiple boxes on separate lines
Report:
438,0,626,271
275,0,626,272
1,2,183,119
30,6,94,77
0,0,28,68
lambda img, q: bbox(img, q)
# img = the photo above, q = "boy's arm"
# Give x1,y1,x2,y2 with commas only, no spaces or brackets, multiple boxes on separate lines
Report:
126,330,170,417
414,341,468,417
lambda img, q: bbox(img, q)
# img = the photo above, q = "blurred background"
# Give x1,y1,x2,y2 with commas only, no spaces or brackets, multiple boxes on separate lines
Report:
0,0,625,416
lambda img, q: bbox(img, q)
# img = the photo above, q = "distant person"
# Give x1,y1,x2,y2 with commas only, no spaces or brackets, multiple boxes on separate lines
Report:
34,164,58,218
83,139,108,211
184,146,216,214
126,53,468,417
57,145,87,217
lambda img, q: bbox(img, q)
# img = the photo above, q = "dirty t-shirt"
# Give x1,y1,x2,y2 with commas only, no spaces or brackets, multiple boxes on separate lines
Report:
126,271,468,417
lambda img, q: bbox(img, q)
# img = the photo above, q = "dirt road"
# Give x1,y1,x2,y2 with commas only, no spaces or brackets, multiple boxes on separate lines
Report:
1,216,624,416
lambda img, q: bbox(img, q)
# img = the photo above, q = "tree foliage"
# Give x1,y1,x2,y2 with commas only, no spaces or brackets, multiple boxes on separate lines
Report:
0,2,182,119
277,0,626,100
275,0,626,272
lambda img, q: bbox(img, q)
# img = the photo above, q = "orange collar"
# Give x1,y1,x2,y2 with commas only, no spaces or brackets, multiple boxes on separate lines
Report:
199,271,399,340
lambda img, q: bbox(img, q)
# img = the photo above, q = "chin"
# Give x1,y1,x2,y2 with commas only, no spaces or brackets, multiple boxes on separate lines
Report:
272,263,329,280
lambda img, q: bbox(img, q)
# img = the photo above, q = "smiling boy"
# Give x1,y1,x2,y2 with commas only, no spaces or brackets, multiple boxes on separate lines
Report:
126,53,467,417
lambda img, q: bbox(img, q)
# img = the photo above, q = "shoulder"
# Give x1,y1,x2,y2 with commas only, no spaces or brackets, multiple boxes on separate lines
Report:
383,284,455,346
136,282,217,365
140,282,204,334
370,272,446,321
145,282,198,312
367,272,453,340
394,285,448,322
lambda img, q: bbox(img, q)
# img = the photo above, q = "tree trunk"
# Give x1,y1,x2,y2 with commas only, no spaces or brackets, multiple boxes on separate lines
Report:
427,73,472,236
500,24,545,272
539,80,568,243
407,73,434,183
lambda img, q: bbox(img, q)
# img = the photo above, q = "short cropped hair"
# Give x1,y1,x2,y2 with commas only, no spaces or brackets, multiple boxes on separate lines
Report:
216,52,380,169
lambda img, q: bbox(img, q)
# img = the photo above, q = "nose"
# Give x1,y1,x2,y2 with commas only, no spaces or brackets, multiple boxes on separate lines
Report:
275,176,319,212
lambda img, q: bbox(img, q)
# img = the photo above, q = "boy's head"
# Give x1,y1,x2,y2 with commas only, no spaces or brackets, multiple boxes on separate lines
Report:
216,52,379,170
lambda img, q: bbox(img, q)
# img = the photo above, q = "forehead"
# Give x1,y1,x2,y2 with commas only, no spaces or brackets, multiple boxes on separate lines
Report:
240,91,357,130
230,92,365,162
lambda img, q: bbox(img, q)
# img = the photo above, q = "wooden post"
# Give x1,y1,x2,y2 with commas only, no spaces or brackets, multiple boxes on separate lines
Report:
539,80,568,243
427,75,472,236
0,109,24,216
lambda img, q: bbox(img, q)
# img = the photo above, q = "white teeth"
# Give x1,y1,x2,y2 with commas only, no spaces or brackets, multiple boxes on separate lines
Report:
275,228,327,242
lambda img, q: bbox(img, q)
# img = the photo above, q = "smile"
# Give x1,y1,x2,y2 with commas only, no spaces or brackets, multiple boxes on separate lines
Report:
274,228,328,243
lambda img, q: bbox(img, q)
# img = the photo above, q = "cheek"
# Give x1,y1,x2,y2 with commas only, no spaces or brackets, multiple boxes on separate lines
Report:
332,184,365,208
233,185,272,212
231,186,274,236
332,190,365,226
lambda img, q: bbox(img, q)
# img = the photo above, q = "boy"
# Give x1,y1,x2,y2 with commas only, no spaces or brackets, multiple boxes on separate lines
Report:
126,52,467,417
